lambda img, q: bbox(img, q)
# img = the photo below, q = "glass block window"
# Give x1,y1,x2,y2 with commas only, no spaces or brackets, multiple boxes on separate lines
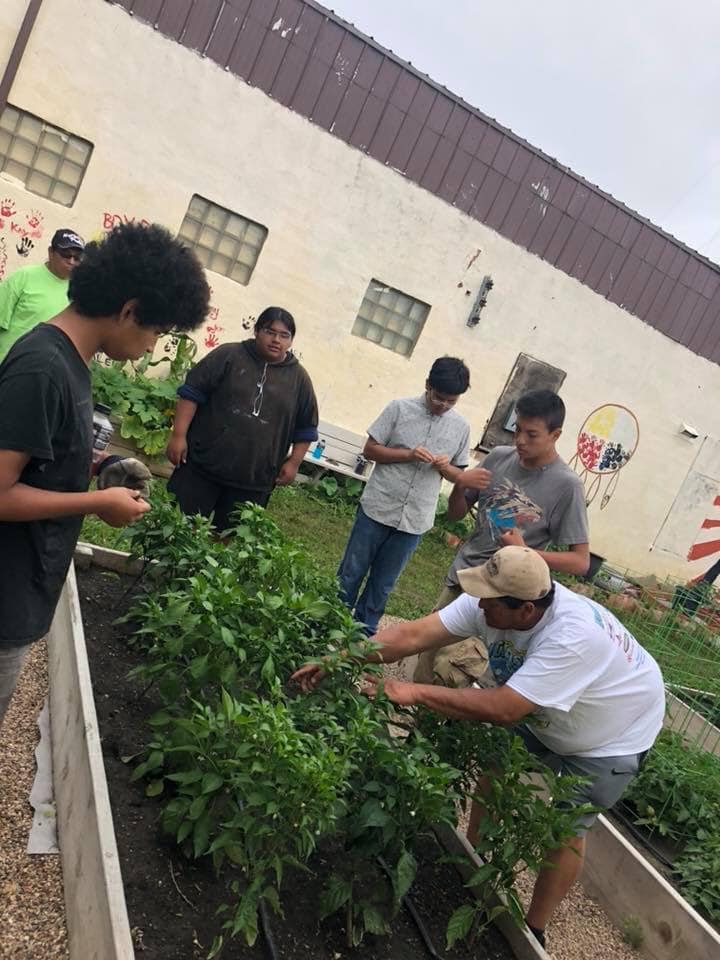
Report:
0,104,92,206
177,195,268,284
351,280,430,356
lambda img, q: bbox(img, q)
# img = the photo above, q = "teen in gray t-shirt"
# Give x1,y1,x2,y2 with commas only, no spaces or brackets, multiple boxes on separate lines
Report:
414,389,590,688
447,445,589,586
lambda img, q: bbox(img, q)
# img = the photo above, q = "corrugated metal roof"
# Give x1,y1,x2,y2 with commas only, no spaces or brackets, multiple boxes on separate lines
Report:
112,0,720,364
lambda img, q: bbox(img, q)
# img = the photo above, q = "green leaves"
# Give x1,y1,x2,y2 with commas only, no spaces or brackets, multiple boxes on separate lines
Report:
319,876,352,918
446,904,476,949
122,486,462,951
392,849,416,901
90,342,194,457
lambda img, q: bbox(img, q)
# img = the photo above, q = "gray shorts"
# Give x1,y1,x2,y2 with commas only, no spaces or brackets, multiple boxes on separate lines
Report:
516,725,646,835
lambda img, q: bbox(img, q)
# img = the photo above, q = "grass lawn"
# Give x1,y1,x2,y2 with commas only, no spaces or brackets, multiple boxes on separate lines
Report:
267,486,456,620
79,481,456,621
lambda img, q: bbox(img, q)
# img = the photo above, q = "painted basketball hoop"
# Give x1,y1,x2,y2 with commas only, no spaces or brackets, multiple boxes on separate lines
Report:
569,404,639,509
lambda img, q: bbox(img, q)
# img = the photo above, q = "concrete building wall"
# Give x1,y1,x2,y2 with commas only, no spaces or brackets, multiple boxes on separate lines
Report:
0,0,717,579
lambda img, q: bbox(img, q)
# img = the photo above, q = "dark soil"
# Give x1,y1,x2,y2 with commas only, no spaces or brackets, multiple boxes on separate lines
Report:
78,566,514,960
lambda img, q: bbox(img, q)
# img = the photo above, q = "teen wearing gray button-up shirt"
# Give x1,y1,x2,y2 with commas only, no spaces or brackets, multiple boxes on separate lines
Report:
337,357,490,634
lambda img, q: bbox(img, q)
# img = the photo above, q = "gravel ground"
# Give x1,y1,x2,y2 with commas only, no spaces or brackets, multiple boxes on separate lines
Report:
377,615,638,960
0,641,69,960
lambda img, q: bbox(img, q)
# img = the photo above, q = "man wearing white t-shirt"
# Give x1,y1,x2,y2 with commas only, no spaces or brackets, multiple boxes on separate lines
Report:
292,546,665,949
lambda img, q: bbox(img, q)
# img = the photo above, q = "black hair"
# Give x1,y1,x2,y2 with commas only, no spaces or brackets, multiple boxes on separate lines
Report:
254,306,296,338
496,582,556,611
427,356,470,395
515,389,565,431
68,223,210,332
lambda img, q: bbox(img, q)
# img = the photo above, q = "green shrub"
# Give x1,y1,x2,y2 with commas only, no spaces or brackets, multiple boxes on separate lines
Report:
121,487,597,952
91,333,196,456
625,729,720,920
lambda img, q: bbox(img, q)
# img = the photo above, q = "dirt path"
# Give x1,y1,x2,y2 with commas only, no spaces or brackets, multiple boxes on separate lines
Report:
0,641,68,960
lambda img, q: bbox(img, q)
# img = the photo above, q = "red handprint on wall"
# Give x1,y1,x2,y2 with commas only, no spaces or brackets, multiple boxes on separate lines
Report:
26,209,44,239
0,196,16,230
204,324,224,349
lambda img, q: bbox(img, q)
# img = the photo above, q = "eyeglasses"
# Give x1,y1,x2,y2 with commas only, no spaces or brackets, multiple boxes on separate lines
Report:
258,326,292,341
427,388,458,408
55,248,83,262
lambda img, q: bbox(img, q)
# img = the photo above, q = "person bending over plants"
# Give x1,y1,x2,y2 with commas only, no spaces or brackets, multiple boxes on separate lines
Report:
166,307,318,530
293,546,665,952
0,223,209,730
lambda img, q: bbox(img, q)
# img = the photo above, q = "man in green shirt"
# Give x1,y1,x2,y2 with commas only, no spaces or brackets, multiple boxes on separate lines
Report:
0,228,85,361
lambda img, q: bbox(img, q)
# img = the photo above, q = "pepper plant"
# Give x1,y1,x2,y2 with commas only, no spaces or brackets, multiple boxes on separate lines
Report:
122,487,598,953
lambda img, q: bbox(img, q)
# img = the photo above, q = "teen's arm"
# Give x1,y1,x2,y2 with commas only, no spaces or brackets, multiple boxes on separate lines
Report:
166,398,197,465
0,449,149,526
499,530,590,575
276,373,318,485
292,612,459,691
364,435,434,464
0,271,23,331
364,675,535,725
276,441,311,485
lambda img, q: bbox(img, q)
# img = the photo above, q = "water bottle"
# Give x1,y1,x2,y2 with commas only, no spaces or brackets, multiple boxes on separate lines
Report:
92,403,114,463
312,439,326,460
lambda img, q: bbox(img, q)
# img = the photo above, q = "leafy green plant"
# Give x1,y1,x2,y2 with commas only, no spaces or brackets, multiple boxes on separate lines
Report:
121,487,594,954
139,691,350,951
674,834,720,921
415,713,593,945
431,493,474,542
624,729,720,920
91,333,196,457
625,730,720,843
621,914,644,949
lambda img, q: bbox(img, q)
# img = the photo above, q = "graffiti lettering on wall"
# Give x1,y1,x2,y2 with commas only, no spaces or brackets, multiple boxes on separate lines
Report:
102,212,150,231
687,495,720,562
569,404,639,509
0,198,45,261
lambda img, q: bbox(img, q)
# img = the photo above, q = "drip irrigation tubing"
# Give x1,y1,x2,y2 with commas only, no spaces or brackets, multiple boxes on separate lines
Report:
377,856,444,959
259,898,280,960
611,803,676,870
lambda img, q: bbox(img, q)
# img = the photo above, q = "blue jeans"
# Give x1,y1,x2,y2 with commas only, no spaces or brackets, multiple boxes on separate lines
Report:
337,507,421,635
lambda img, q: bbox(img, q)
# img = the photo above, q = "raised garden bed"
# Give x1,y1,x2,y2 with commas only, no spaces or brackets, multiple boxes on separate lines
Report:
77,564,514,960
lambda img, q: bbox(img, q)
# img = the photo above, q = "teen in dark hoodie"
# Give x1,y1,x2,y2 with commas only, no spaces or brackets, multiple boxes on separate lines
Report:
166,307,318,529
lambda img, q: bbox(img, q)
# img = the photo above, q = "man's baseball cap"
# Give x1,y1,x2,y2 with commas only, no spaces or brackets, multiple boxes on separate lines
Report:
51,229,85,251
457,546,552,601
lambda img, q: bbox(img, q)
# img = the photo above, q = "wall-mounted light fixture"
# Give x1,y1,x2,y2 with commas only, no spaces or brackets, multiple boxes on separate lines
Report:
679,422,700,439
466,275,494,327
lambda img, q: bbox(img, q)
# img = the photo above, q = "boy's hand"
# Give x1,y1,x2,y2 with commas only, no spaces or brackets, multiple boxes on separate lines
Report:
275,459,299,486
458,467,492,490
96,487,150,527
409,445,434,463
360,675,418,705
166,434,188,465
499,527,525,547
291,662,326,691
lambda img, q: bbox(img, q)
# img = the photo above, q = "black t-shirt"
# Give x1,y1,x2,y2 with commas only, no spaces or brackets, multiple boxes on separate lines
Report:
0,325,92,646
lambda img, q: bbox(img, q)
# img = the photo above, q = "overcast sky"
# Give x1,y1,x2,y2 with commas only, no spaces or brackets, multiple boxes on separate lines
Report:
327,0,720,263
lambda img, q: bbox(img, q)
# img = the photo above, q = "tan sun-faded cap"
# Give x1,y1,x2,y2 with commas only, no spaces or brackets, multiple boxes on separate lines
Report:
457,546,551,601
